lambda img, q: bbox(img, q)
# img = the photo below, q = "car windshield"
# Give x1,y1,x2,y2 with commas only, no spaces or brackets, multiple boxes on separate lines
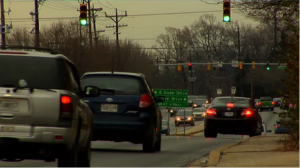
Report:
273,98,281,101
177,110,192,116
193,108,206,112
81,75,145,95
0,55,64,89
193,99,206,105
212,98,250,107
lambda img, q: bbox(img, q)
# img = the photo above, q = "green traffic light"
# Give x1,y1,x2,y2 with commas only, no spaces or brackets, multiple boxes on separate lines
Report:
267,67,270,70
223,16,230,22
80,19,87,26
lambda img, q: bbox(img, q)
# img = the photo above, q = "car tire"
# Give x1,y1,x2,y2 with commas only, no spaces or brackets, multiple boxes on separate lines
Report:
154,131,161,152
249,122,261,137
204,129,217,138
57,148,78,167
77,131,92,167
143,127,155,153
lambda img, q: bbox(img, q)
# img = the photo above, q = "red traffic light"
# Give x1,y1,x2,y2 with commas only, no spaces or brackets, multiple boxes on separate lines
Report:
188,62,192,66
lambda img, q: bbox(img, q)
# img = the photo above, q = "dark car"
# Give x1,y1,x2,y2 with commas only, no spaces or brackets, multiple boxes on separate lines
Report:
204,96,263,138
161,120,170,135
273,98,282,107
192,99,207,108
175,109,195,126
193,107,206,120
81,72,164,153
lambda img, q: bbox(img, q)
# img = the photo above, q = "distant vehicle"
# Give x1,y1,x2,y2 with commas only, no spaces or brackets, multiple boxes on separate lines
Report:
256,96,275,111
188,100,194,107
175,109,195,126
161,120,170,135
0,47,100,167
195,95,207,100
81,72,165,153
203,103,211,109
192,99,207,108
204,96,263,138
273,97,282,107
275,123,291,134
188,95,197,101
193,107,206,120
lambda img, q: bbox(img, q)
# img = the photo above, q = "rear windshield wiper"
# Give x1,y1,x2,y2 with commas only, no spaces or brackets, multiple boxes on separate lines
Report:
12,87,57,93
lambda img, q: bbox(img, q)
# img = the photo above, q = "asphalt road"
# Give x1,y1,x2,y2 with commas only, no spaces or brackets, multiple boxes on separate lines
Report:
0,107,281,167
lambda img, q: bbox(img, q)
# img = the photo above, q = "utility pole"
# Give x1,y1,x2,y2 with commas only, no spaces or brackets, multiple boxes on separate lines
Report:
0,0,5,48
34,0,39,47
274,8,277,49
87,0,92,49
105,8,128,72
91,4,103,47
189,50,194,95
237,23,240,61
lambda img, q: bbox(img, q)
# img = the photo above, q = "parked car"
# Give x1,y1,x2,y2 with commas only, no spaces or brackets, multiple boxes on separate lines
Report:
81,72,164,152
0,46,99,167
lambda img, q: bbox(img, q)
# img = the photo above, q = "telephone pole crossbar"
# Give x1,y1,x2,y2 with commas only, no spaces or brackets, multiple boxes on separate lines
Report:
105,8,128,72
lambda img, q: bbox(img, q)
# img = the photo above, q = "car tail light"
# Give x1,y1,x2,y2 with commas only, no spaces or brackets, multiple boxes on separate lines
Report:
227,103,234,108
139,94,152,108
206,108,216,115
241,109,253,116
176,117,181,121
257,102,262,105
60,95,73,119
272,102,275,105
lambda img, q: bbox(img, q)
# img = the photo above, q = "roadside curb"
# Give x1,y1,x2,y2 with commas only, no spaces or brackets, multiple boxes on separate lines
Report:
169,129,204,136
206,137,250,167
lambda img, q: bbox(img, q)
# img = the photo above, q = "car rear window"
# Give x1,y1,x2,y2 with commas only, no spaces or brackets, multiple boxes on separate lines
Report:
193,99,206,105
260,97,272,101
212,98,250,107
0,55,63,89
177,110,192,116
81,75,145,95
193,108,206,112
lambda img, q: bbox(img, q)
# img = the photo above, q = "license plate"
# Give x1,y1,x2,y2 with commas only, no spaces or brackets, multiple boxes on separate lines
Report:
1,99,18,109
224,112,234,116
101,104,118,112
1,126,15,132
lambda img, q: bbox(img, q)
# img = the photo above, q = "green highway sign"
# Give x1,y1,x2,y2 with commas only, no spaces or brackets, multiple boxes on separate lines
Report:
153,89,188,108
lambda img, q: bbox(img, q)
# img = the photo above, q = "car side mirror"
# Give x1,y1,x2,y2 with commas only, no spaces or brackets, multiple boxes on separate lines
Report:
267,130,272,132
83,86,101,97
156,96,165,102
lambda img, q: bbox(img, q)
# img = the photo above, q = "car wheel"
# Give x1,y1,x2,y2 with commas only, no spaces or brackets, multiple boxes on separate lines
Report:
77,131,92,167
249,122,260,137
204,129,217,138
143,127,155,153
154,129,161,152
57,147,78,167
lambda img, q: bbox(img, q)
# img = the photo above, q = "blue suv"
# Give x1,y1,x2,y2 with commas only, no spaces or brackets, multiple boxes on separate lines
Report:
81,72,164,152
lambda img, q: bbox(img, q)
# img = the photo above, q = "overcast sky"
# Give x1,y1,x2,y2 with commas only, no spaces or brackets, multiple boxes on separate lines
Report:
6,0,258,47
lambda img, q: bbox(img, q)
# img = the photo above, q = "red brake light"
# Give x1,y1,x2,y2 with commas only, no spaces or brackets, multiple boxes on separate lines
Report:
139,94,152,108
206,108,216,115
241,109,253,116
227,103,234,108
188,62,192,66
272,102,275,105
258,102,262,105
60,95,72,119
275,125,278,128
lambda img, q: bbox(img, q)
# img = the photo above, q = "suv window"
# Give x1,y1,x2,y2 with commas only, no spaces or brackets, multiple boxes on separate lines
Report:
212,98,250,108
81,75,145,95
0,55,64,89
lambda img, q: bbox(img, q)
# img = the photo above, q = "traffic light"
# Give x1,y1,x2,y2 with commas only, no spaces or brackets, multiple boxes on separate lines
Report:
223,0,231,22
252,61,255,69
178,64,182,71
266,63,270,70
79,4,88,26
239,61,243,69
188,62,192,71
207,62,211,70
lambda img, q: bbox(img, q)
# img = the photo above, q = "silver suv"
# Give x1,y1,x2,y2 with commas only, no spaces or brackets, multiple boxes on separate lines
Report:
0,46,100,167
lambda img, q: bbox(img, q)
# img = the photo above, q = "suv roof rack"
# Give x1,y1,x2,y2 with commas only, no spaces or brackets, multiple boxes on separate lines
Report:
1,45,61,55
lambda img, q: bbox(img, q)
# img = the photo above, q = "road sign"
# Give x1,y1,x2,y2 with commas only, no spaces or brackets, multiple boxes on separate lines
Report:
232,60,239,67
231,86,236,94
188,76,197,82
217,88,222,95
153,89,188,108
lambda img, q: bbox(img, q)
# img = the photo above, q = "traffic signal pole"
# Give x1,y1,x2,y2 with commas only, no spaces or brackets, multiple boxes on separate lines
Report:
189,50,194,95
87,0,92,49
34,0,40,47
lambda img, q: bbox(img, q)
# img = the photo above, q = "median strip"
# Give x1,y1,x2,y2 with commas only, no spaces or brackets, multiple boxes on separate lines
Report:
169,124,204,136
